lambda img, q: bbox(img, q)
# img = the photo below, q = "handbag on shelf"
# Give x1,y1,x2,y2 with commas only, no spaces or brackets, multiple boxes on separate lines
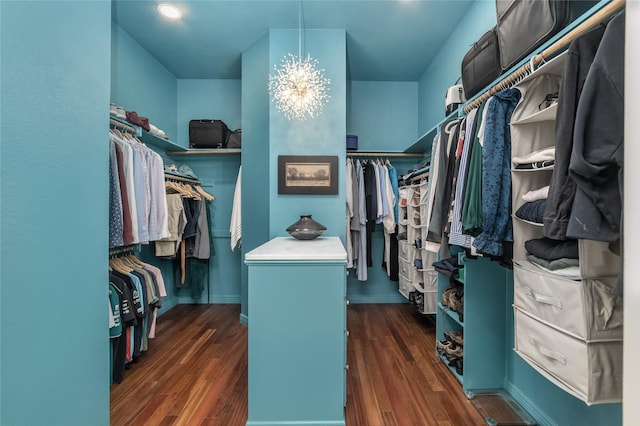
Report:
188,119,229,148
226,129,241,148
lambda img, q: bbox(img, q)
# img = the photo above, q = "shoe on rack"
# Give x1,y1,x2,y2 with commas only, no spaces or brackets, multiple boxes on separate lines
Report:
444,343,463,361
414,292,424,310
444,330,464,347
448,289,464,314
441,287,455,307
436,338,454,356
452,357,463,375
408,291,416,305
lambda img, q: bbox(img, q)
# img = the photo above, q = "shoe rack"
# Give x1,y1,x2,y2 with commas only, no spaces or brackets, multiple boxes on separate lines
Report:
435,248,508,394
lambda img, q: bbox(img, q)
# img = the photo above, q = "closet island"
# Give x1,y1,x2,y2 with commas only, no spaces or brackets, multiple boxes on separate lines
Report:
245,236,347,426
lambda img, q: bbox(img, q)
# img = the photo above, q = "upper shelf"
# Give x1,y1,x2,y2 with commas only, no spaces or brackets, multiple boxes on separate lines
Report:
404,109,460,154
109,115,187,152
139,130,186,152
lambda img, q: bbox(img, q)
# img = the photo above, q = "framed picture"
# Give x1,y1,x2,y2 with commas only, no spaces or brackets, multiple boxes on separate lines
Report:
278,155,339,195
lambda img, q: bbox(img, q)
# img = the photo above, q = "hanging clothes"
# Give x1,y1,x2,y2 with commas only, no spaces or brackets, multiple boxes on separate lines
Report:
230,165,242,251
473,87,521,257
543,25,606,240
448,107,479,249
109,129,170,247
567,12,624,243
109,253,166,384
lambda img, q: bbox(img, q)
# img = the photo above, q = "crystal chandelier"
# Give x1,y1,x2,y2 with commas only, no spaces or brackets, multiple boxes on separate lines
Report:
268,1,330,120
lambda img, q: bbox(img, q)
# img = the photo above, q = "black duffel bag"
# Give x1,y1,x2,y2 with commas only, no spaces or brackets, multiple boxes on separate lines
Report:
495,0,594,72
461,26,502,100
189,119,229,148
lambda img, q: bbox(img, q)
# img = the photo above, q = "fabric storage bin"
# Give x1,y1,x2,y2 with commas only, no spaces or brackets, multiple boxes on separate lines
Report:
578,239,621,278
513,261,623,340
398,273,412,298
398,240,412,261
407,225,421,247
422,270,438,292
514,307,622,405
421,249,438,272
346,134,358,150
410,281,437,314
399,258,419,282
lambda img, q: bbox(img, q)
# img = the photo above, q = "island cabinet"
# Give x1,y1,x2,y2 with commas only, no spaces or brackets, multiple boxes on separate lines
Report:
245,236,347,426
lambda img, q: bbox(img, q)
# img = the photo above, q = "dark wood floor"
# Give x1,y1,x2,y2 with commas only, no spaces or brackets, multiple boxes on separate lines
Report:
110,304,486,425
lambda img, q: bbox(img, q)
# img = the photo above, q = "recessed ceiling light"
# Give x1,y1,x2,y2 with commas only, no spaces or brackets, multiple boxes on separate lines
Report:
157,3,182,20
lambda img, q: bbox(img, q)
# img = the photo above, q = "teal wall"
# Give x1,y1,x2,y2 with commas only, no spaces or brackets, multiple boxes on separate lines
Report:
177,79,242,148
347,81,418,151
175,79,243,304
0,1,111,425
111,20,182,310
418,0,496,133
268,29,347,242
111,21,178,141
241,33,272,322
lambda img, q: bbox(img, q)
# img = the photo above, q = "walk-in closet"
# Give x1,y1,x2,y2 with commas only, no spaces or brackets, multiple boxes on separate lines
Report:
1,1,638,425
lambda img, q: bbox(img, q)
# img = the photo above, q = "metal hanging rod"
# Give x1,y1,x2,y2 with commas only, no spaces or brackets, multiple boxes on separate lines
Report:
110,118,137,134
166,149,241,156
463,0,625,113
346,152,424,158
164,172,201,185
109,244,139,257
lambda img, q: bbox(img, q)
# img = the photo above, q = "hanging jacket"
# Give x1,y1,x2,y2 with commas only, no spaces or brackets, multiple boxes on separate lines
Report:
567,11,624,242
473,88,521,256
543,25,606,240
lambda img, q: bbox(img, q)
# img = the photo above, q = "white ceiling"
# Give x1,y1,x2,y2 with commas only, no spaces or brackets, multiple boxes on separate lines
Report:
112,0,476,81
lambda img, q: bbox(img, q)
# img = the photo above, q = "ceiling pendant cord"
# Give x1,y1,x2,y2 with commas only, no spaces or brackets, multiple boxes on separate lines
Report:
298,0,303,60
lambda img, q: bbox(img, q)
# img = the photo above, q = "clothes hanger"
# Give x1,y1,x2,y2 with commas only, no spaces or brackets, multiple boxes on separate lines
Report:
194,185,215,201
124,253,146,268
181,183,201,200
165,181,191,197
109,257,133,274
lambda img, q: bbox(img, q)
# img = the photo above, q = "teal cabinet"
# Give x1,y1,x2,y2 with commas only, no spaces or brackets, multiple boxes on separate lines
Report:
436,251,508,393
245,237,347,426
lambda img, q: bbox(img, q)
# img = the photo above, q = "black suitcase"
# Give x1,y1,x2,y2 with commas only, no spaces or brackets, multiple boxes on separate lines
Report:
189,119,229,148
495,0,592,72
461,27,502,100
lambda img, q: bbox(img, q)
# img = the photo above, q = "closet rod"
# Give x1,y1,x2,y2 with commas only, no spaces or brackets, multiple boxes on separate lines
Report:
164,173,201,185
346,152,424,158
463,0,625,112
110,118,137,134
109,244,138,257
408,171,429,182
166,149,241,155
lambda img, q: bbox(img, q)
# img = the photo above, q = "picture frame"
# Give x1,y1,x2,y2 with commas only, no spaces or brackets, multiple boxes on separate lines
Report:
278,155,339,195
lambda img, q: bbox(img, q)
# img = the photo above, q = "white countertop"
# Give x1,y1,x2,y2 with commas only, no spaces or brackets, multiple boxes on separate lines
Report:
245,236,347,261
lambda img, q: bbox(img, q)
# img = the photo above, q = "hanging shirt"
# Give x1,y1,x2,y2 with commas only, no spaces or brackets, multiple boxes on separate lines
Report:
356,160,368,281
230,166,242,251
109,140,125,248
449,107,479,248
387,163,399,224
346,159,355,268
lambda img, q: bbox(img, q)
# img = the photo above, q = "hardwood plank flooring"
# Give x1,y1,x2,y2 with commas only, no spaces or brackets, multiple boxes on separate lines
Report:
110,304,486,426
